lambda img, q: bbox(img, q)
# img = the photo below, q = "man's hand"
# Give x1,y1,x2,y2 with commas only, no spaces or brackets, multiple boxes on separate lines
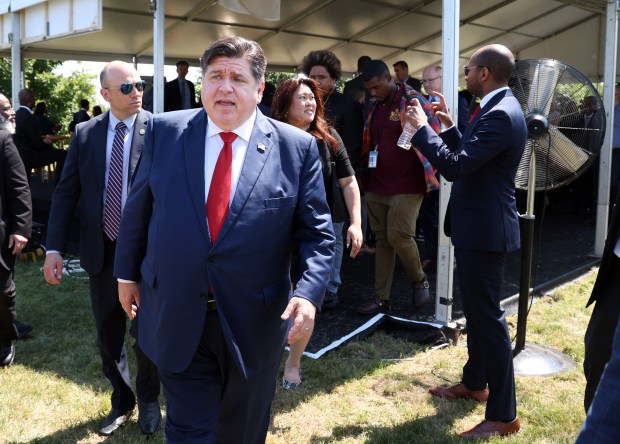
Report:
281,296,317,345
426,91,455,128
119,282,140,320
8,234,28,255
43,252,64,285
403,98,430,130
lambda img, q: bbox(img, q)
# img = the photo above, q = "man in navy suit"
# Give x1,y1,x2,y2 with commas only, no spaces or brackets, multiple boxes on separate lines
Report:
43,61,161,436
582,174,620,412
114,37,335,443
404,44,526,439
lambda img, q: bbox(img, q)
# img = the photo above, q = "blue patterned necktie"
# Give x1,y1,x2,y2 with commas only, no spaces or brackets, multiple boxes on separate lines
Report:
103,121,127,241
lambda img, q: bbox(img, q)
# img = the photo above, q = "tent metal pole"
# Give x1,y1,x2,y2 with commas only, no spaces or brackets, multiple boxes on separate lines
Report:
11,11,21,107
595,0,619,256
152,0,165,114
434,0,458,326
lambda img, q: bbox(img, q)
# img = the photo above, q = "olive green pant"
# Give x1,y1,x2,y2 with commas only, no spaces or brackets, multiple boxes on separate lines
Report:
365,192,425,300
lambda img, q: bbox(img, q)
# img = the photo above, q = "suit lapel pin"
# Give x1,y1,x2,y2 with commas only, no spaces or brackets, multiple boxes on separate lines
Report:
139,128,145,135
257,143,266,152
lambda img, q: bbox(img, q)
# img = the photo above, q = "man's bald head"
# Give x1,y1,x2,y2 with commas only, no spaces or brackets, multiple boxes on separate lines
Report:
470,44,515,84
99,60,143,120
100,60,137,87
18,89,34,108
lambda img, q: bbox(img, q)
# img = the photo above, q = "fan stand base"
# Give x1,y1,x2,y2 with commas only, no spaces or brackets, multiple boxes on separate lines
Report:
513,343,575,376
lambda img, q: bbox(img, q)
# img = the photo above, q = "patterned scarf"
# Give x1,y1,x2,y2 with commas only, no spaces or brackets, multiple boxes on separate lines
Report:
360,83,441,192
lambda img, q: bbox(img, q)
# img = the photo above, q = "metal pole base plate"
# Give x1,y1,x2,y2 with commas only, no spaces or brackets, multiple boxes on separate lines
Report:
513,343,575,376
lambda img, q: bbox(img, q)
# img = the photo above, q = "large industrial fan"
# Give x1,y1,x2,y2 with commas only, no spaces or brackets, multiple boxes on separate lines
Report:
507,58,605,375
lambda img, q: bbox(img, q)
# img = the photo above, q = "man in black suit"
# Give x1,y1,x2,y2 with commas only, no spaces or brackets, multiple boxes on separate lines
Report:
0,94,32,367
164,60,199,112
343,55,372,105
42,61,161,437
68,99,91,135
583,179,620,412
404,44,526,439
392,60,422,92
13,89,67,182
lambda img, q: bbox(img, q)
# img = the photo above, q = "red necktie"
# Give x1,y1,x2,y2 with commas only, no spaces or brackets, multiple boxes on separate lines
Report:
469,104,481,122
206,132,237,243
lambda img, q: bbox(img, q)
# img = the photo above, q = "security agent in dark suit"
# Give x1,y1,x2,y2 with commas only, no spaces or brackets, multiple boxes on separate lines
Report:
583,181,620,412
404,44,526,439
164,60,199,112
13,89,67,181
393,60,422,92
68,99,91,134
42,61,161,437
0,98,32,367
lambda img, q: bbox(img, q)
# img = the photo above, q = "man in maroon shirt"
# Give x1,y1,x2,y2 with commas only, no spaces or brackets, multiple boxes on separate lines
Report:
356,60,439,314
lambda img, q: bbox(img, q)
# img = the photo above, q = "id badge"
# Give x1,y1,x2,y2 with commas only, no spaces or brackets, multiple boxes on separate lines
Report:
368,150,378,169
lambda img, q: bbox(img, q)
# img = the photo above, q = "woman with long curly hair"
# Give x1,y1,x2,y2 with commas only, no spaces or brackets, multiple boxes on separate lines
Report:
272,77,362,389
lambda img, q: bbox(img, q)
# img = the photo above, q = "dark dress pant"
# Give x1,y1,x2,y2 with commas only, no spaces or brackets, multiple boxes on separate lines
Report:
89,237,159,411
419,189,439,261
577,314,620,443
159,310,281,444
0,268,18,347
24,148,67,182
455,248,517,422
583,254,620,411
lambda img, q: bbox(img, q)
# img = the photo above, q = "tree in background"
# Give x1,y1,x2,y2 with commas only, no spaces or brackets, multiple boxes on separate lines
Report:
0,58,96,134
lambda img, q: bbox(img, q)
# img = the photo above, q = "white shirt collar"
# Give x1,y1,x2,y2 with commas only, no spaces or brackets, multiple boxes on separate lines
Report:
108,111,137,132
206,109,257,142
20,105,32,114
480,86,509,109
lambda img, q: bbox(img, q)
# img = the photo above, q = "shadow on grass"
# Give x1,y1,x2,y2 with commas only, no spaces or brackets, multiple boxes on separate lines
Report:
14,261,113,391
10,260,161,442
303,400,478,444
8,412,166,443
273,321,450,411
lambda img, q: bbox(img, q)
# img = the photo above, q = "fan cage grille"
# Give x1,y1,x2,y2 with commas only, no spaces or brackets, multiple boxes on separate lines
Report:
509,59,605,191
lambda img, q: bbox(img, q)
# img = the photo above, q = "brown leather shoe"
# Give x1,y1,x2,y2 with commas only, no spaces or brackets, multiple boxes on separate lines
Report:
459,418,520,439
429,382,489,402
356,299,390,314
412,277,430,308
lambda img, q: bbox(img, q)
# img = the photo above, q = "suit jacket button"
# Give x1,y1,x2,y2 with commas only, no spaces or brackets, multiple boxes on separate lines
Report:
207,257,215,264
199,292,207,300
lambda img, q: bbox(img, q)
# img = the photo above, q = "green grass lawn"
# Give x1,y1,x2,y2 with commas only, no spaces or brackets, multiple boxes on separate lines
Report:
0,260,595,443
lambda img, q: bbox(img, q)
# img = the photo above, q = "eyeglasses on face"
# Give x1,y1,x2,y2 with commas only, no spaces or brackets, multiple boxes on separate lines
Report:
462,65,486,76
422,76,442,84
105,80,147,95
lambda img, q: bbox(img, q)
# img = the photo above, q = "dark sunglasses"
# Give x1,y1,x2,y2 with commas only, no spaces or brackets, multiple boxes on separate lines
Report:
105,80,147,95
462,65,486,76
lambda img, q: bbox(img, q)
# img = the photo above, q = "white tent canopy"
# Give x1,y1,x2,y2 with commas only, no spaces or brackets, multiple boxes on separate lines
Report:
0,0,613,81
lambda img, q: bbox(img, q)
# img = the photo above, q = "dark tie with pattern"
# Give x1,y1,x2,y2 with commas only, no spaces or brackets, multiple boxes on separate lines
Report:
103,121,127,241
206,132,237,243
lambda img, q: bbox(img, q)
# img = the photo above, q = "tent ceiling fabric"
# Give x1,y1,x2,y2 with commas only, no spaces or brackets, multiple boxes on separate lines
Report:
0,0,612,80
